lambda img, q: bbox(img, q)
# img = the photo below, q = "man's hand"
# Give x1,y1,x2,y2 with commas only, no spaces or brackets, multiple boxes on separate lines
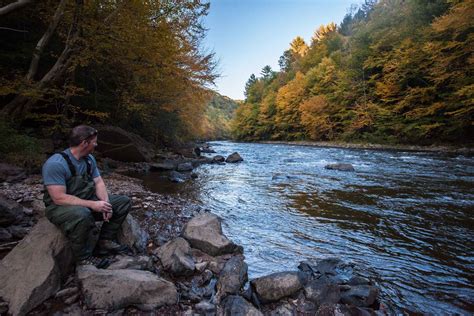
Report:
102,209,112,222
90,200,112,213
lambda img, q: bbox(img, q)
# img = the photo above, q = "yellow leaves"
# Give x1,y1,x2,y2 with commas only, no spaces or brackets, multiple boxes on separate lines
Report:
290,36,309,57
312,22,337,44
298,95,333,140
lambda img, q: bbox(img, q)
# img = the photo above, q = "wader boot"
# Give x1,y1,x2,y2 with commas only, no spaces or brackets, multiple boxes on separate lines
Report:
44,153,130,265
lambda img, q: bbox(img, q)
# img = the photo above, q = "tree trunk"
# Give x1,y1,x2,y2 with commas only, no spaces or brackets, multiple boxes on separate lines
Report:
1,0,84,119
0,0,33,16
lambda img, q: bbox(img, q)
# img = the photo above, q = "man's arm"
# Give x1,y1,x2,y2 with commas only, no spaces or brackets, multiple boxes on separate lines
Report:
46,185,111,213
94,176,109,202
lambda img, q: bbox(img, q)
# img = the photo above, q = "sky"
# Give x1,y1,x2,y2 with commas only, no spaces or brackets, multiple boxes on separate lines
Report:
202,0,363,100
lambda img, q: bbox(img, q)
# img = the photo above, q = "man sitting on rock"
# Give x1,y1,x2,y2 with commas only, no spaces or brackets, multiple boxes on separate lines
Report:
42,125,130,268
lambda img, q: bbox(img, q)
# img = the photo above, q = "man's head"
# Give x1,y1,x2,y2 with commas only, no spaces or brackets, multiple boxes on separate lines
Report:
69,125,98,154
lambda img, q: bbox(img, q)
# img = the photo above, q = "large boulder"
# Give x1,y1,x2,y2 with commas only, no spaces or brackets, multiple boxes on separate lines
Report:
182,213,239,256
96,126,155,162
250,271,306,303
0,195,24,227
0,163,26,183
217,256,248,297
0,218,73,316
117,214,149,253
225,152,243,163
324,163,355,172
154,237,195,276
77,266,177,310
219,295,262,316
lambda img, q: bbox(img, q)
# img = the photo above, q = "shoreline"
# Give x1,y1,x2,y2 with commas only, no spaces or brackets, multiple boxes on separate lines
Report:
257,140,474,154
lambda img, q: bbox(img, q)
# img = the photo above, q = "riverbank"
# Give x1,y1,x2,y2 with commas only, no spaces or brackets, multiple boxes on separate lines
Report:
1,164,386,315
260,140,474,154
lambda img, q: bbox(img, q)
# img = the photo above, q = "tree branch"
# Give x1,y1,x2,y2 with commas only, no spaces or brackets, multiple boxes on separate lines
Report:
0,0,33,16
26,0,68,81
0,26,28,32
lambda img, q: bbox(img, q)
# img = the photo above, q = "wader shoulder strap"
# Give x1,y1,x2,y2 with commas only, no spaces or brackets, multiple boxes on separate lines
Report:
84,155,92,177
58,152,76,177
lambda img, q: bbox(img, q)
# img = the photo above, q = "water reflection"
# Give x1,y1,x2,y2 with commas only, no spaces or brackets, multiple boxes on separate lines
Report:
135,141,474,314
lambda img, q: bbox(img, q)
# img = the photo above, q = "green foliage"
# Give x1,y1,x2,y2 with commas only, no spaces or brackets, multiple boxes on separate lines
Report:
231,0,473,145
0,119,43,168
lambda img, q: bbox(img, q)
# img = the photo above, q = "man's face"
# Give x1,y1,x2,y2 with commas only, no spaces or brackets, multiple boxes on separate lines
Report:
84,136,98,154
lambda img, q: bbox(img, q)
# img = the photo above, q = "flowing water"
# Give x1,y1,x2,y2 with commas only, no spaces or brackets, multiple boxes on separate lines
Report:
138,141,474,314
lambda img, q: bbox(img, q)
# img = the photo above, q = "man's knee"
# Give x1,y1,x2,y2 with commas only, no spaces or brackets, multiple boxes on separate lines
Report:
112,195,131,215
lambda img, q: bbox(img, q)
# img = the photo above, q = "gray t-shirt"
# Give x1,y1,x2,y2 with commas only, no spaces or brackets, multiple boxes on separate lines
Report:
42,148,100,186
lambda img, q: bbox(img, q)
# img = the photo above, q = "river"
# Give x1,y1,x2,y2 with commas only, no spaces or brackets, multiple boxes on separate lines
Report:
137,141,474,314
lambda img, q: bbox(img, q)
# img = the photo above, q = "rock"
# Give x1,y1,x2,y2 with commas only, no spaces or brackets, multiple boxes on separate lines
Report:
0,163,27,183
195,262,208,273
31,198,45,217
349,276,371,286
64,293,80,305
217,256,248,297
77,265,177,310
225,152,243,163
271,303,295,315
107,255,153,271
219,295,263,316
177,162,193,172
182,213,239,256
340,285,379,307
96,126,156,162
154,237,195,276
0,227,13,241
168,171,190,183
8,226,30,239
324,163,355,172
0,302,9,315
117,214,149,253
250,271,305,303
55,287,79,299
213,155,225,163
149,162,176,171
315,303,350,316
0,195,24,227
298,258,355,284
0,218,74,316
195,300,215,313
304,278,341,306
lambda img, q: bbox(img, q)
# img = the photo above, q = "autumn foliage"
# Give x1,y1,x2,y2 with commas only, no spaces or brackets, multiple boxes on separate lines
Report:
0,0,218,144
233,0,473,145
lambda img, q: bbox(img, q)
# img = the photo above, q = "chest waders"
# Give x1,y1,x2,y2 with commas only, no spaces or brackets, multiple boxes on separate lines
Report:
44,153,131,261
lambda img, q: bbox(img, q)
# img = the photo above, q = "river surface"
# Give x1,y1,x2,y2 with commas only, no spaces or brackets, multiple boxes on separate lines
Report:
138,141,474,315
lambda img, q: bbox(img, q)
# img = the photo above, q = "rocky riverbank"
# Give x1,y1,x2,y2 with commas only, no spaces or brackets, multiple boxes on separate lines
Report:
260,140,474,154
0,143,387,315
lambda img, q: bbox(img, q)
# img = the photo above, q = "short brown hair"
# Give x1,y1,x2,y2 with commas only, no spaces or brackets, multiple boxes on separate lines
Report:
69,125,98,147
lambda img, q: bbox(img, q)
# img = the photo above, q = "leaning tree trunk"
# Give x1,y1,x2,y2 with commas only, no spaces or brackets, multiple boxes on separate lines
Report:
1,0,84,119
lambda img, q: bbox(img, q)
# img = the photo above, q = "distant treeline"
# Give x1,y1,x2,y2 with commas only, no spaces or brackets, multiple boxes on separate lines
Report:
0,1,219,145
232,0,473,145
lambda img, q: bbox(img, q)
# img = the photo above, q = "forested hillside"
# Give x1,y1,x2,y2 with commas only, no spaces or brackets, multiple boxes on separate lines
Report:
232,0,473,145
203,93,239,140
0,1,217,145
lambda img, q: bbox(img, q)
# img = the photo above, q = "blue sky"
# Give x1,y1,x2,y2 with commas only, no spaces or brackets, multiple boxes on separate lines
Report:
202,0,363,100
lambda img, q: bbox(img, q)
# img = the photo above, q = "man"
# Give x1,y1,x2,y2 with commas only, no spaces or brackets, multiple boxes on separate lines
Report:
42,125,130,268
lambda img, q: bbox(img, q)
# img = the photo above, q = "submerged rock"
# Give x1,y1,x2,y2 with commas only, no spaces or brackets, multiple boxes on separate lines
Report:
225,152,243,163
324,163,355,172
